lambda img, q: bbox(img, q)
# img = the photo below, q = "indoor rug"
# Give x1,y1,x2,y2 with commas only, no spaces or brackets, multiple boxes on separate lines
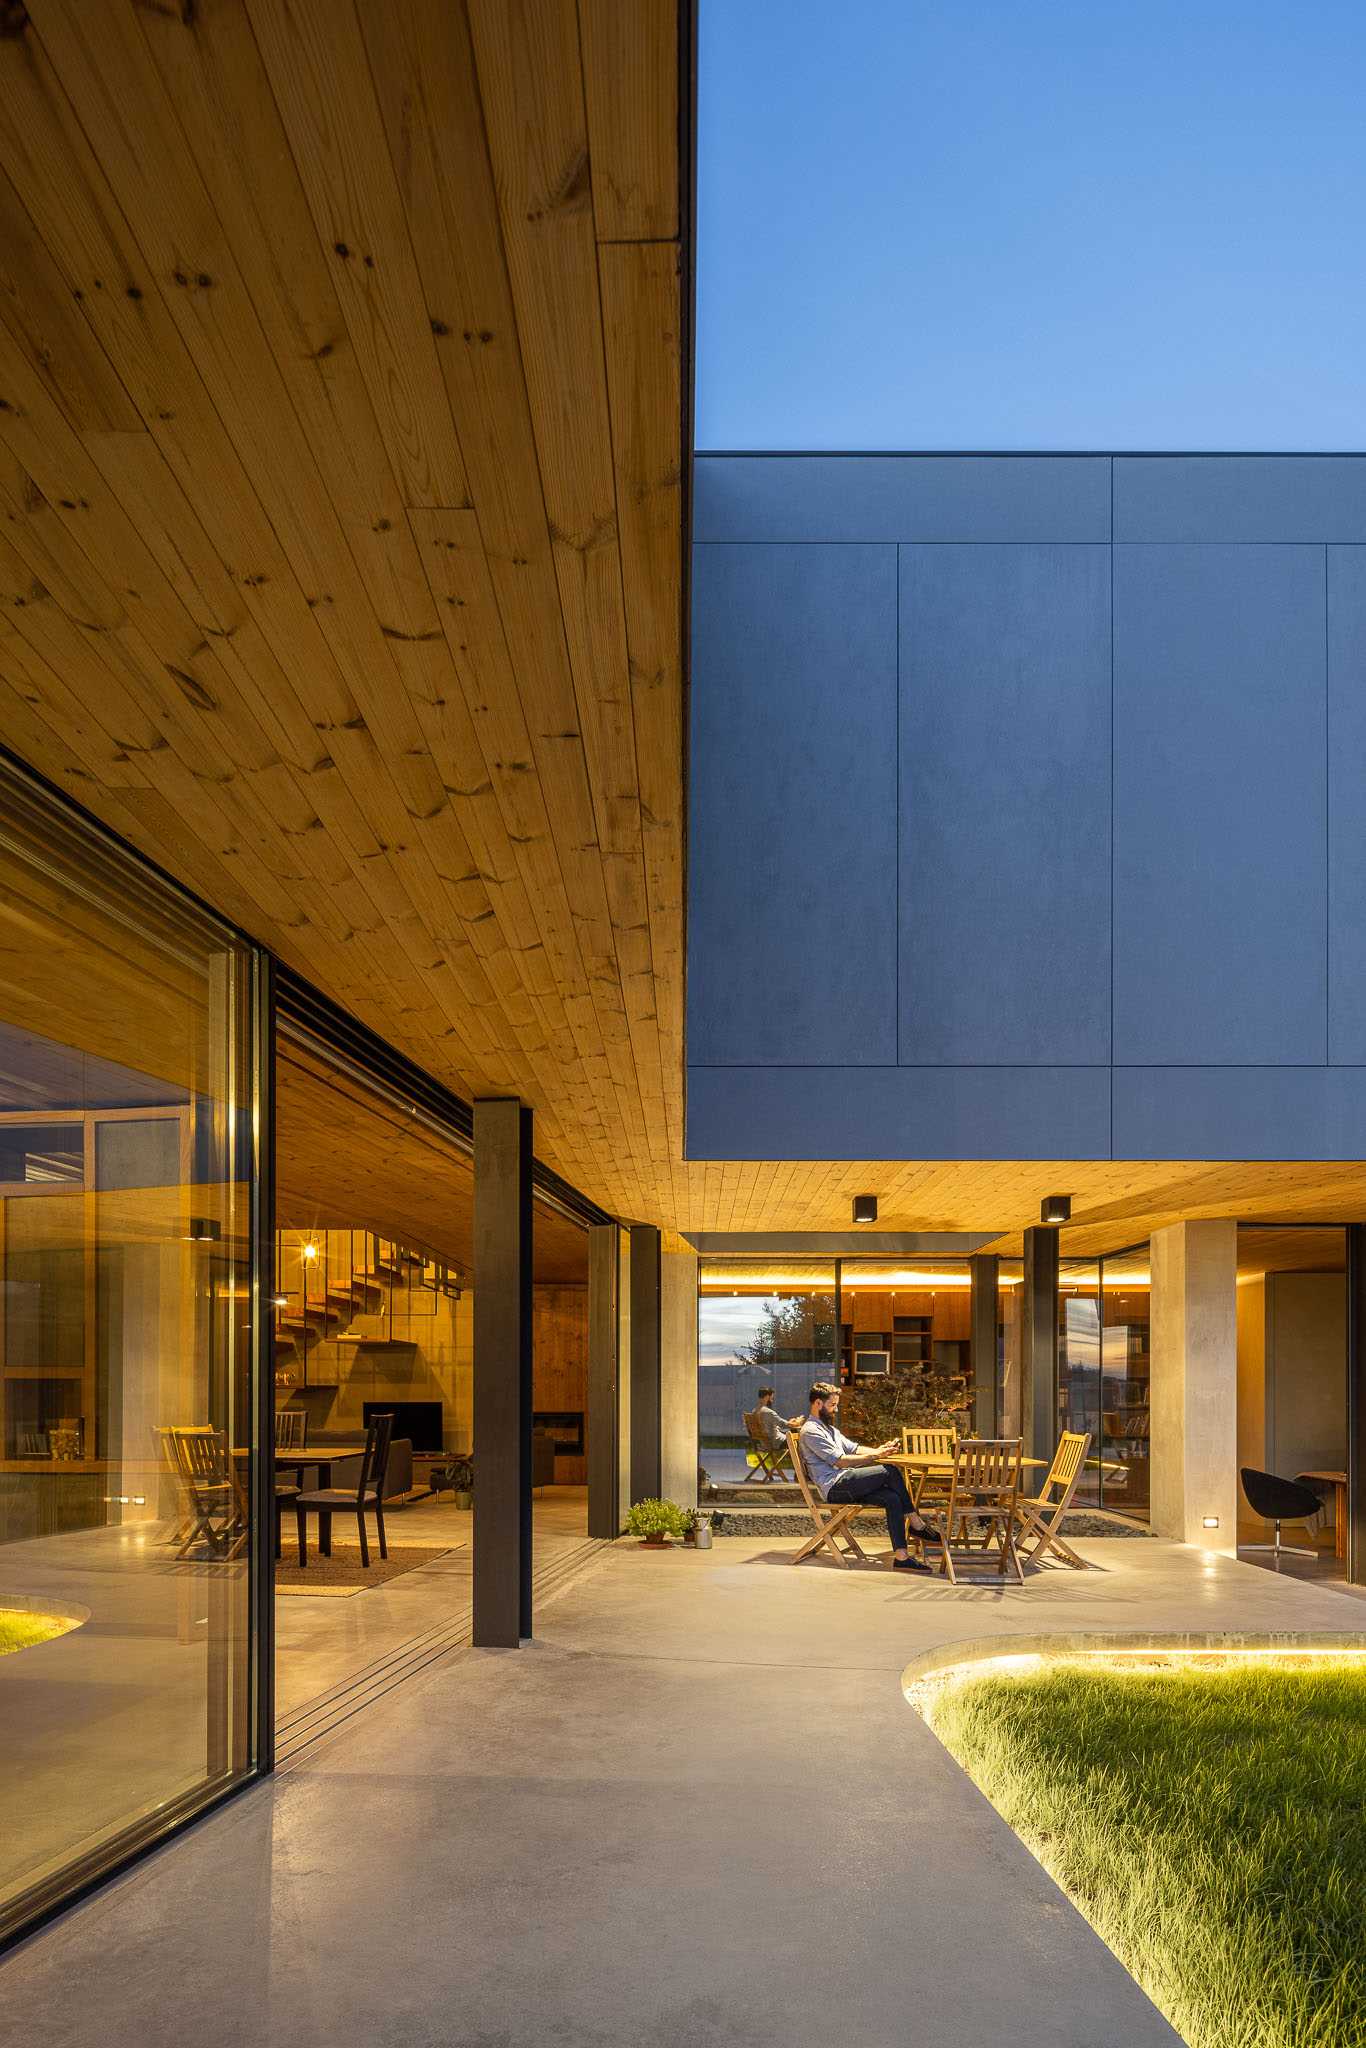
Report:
274,1542,463,1596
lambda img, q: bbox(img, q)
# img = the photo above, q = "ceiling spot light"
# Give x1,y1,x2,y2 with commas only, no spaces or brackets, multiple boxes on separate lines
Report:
853,1194,878,1225
1040,1194,1071,1225
270,1292,289,1310
184,1217,221,1243
301,1242,319,1262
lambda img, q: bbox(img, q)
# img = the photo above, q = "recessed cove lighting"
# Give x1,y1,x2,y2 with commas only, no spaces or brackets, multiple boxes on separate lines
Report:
852,1193,878,1225
1202,1516,1220,1530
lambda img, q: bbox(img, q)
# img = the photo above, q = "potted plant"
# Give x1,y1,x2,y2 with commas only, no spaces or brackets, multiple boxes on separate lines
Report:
625,1497,687,1548
682,1507,700,1546
441,1452,474,1510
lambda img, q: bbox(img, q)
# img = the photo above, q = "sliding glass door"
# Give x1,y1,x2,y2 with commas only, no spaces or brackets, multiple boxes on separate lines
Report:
0,759,265,1943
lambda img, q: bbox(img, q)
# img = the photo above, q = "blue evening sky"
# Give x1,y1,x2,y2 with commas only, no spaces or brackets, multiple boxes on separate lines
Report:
695,1,1366,450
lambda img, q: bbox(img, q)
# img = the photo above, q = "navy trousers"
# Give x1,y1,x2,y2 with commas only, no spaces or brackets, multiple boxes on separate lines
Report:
826,1463,917,1550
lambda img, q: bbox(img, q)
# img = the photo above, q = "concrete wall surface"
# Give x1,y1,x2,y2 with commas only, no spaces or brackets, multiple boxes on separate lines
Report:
689,454,1366,1160
1150,1219,1238,1549
1265,1272,1347,1481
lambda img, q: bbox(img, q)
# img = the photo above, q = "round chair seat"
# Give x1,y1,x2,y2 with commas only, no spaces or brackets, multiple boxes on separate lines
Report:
1240,1467,1322,1521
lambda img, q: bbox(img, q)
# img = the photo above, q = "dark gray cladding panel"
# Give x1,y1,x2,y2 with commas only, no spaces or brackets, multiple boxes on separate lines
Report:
694,455,1111,543
1113,543,1327,1065
1114,456,1366,542
899,544,1111,1064
688,542,898,1065
1113,1068,1366,1161
1329,547,1366,1063
685,1065,1111,1162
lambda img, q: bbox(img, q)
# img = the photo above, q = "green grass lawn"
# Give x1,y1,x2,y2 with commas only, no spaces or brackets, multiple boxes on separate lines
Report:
929,1664,1366,2048
0,1610,72,1657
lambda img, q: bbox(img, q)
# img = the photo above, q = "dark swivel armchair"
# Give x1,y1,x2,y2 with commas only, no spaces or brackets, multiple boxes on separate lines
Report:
295,1412,393,1567
1239,1467,1322,1564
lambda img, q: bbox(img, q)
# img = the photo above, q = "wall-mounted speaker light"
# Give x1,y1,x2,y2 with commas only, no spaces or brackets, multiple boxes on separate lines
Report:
1039,1194,1072,1225
852,1194,878,1225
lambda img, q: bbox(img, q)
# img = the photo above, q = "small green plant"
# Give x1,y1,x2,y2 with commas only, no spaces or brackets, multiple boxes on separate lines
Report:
625,1497,687,1541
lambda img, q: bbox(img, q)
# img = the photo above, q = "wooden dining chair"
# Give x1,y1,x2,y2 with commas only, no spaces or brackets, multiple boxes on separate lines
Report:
922,1437,1025,1585
785,1429,868,1568
1016,1430,1093,1569
274,1407,307,1450
900,1425,956,1511
294,1412,393,1567
742,1410,791,1483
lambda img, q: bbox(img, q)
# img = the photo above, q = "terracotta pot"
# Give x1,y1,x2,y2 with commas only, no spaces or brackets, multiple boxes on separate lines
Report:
641,1532,670,1547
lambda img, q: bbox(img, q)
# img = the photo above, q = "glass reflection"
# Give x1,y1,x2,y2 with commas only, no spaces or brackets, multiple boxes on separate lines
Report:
697,1263,836,1491
0,761,259,1941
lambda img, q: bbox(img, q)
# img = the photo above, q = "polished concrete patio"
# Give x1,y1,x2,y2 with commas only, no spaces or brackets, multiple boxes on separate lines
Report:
5,1533,1365,2044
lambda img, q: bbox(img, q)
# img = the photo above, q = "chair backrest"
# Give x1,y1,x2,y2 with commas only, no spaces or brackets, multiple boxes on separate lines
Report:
356,1411,394,1505
786,1428,825,1514
946,1436,1022,1519
1039,1429,1091,1506
1240,1465,1322,1522
901,1425,956,1461
275,1408,307,1450
742,1411,764,1445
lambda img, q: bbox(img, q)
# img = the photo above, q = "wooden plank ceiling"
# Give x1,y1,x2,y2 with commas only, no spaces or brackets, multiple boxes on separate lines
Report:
0,0,683,1225
2,5,1365,1253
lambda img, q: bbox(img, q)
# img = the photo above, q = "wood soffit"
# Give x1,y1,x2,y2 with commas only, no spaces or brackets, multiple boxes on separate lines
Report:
2,8,1365,1253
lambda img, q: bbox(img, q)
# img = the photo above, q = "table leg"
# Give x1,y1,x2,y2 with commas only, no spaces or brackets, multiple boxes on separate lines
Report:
320,1508,332,1558
1337,1482,1347,1564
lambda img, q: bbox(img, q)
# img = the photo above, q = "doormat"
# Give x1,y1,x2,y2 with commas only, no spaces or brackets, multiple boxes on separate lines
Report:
275,1543,463,1596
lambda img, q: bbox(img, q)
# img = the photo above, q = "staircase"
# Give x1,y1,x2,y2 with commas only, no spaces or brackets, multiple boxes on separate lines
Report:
274,1232,461,1389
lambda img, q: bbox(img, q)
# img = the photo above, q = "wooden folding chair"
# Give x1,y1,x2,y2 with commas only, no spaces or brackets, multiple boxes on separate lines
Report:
742,1410,792,1483
922,1438,1025,1585
900,1425,956,1512
786,1429,868,1568
165,1426,248,1560
1016,1430,1092,1568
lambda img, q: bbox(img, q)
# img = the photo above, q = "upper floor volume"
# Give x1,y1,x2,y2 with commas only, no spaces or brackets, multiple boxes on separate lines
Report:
686,453,1366,1164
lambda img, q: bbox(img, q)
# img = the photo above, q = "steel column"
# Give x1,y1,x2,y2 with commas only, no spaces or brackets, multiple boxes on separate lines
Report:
968,1253,999,1436
1021,1226,1059,1463
473,1098,533,1646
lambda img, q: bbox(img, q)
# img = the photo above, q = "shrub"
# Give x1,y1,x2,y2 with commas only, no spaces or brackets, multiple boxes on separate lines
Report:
625,1497,687,1540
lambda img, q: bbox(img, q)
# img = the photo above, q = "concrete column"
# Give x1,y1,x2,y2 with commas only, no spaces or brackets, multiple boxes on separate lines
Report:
1150,1219,1237,1551
628,1224,661,1503
473,1098,533,1646
968,1254,999,1436
660,1246,699,1509
587,1223,624,1537
1020,1227,1059,1461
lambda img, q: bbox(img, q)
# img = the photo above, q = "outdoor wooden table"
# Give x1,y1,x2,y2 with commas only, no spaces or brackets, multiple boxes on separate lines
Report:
1297,1469,1347,1561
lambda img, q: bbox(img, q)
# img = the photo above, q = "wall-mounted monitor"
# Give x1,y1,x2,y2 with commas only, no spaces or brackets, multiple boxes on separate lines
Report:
853,1349,890,1376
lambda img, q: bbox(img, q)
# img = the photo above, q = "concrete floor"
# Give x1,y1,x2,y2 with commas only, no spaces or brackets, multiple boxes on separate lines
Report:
8,1532,1366,2043
0,1491,589,1920
276,1487,589,1718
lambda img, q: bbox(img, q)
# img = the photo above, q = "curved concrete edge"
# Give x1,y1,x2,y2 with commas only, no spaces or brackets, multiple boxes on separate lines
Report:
902,1627,1366,1713
1,1590,91,1628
